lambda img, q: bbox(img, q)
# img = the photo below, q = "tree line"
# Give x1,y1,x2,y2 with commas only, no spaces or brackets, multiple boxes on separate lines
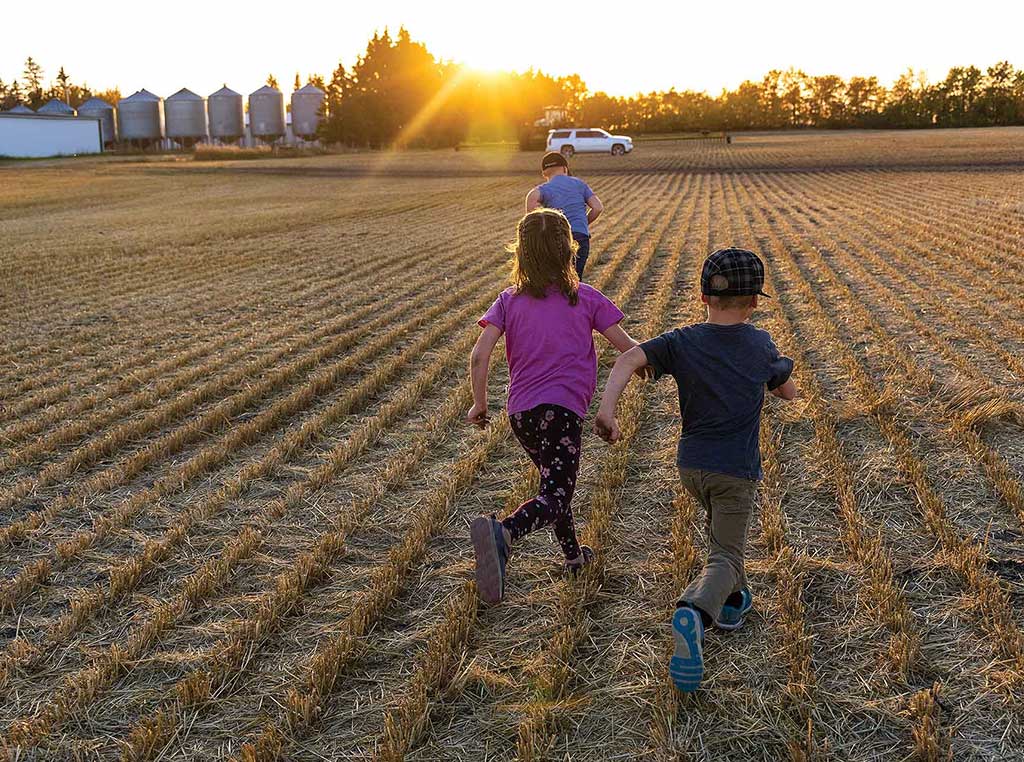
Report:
316,31,1023,145
582,64,1024,133
4,31,1022,148
0,57,120,112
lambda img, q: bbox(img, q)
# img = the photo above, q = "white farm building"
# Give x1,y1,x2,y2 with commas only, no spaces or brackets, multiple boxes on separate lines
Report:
0,112,104,158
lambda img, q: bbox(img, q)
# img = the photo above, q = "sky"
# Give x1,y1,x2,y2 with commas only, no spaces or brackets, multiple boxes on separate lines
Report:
3,1,1022,98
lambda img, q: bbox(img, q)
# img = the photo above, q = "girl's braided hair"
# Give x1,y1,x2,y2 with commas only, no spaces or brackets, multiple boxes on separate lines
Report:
508,208,580,306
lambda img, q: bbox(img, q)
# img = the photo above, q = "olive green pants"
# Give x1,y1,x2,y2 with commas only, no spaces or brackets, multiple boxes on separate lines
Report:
677,467,758,619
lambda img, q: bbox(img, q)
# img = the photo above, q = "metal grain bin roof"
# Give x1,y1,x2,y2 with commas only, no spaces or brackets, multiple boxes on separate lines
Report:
210,85,241,98
77,97,117,143
6,104,34,113
38,98,75,116
78,97,114,111
123,89,162,102
167,88,203,101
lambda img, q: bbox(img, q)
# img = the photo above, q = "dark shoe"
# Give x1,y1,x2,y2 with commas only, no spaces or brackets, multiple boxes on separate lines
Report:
563,545,594,576
471,515,509,604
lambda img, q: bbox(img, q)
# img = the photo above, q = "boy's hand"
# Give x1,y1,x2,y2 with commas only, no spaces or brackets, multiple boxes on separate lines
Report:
594,410,620,443
466,403,489,428
633,364,655,380
770,378,798,401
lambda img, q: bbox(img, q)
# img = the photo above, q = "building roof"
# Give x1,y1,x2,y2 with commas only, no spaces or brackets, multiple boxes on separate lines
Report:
167,88,203,101
78,97,114,111
0,111,99,120
210,85,241,98
38,98,75,115
122,89,161,102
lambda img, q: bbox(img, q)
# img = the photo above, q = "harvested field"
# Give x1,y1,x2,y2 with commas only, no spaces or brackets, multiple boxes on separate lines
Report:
1,127,1023,761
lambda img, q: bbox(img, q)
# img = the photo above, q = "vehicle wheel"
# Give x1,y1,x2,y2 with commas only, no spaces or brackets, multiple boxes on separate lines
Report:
611,144,625,156
560,145,575,158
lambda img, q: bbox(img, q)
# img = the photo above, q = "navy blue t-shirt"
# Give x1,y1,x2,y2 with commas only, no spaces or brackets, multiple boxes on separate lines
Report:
640,322,793,480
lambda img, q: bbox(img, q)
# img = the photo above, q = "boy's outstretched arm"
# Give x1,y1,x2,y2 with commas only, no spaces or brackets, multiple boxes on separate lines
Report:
467,324,502,426
600,324,654,379
594,345,649,443
525,187,542,213
586,193,604,224
770,378,798,400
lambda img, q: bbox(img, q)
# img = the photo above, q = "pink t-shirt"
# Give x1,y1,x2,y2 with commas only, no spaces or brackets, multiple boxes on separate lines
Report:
479,283,624,419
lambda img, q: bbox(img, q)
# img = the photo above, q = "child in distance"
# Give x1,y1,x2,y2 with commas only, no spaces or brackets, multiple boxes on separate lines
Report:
525,152,603,280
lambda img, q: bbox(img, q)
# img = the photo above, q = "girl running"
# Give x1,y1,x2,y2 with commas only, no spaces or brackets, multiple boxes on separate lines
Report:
466,208,642,604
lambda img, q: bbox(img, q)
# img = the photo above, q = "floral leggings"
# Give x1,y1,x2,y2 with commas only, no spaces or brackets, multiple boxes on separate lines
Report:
502,404,584,560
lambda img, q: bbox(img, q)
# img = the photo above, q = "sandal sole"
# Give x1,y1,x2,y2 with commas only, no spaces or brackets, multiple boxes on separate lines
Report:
471,516,503,604
670,607,704,693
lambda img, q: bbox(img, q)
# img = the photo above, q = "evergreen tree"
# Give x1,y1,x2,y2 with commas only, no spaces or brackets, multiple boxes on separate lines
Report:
23,56,44,108
6,80,25,110
56,66,71,103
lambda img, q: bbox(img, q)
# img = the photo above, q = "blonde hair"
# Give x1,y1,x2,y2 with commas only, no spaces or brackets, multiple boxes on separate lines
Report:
508,208,579,305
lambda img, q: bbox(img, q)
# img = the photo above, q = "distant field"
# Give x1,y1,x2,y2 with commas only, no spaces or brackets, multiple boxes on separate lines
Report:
1,129,1023,761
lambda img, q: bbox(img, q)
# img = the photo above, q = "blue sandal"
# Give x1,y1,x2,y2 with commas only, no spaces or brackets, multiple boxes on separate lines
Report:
715,588,753,631
670,606,705,693
471,514,509,604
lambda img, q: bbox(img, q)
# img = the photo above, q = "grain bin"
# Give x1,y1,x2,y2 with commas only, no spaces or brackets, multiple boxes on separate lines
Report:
208,85,244,142
77,97,116,144
38,98,75,116
165,88,207,146
6,104,34,114
290,83,325,141
249,85,284,143
118,89,163,144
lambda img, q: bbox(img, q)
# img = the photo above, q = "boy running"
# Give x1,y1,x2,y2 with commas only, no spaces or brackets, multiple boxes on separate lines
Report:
526,152,603,280
594,248,797,693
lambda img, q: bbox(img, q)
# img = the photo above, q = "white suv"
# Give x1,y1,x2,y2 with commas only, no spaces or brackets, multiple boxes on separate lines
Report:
546,128,634,157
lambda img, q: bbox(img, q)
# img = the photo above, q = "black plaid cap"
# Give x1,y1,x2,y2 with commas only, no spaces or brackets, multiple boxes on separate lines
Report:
701,247,771,298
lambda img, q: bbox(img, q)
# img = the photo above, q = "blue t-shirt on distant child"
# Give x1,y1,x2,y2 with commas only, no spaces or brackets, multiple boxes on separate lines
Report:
640,323,794,481
537,175,594,237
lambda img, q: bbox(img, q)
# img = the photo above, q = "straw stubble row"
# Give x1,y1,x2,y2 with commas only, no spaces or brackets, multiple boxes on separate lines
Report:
231,175,687,761
2,172,671,757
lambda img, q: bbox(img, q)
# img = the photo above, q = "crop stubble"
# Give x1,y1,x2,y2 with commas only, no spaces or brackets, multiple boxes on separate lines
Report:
1,129,1022,761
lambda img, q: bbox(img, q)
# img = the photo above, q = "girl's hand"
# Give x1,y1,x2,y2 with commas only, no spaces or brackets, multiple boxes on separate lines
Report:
594,410,620,443
633,364,655,380
466,403,489,428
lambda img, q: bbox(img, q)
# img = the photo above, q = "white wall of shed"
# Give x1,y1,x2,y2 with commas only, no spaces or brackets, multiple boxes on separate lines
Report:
0,117,103,158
